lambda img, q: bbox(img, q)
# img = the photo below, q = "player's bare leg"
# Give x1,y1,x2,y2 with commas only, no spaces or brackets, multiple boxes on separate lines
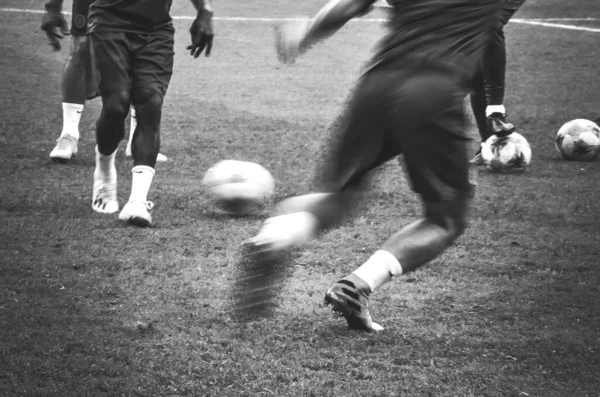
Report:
50,35,89,162
125,106,168,163
92,91,129,214
118,88,162,226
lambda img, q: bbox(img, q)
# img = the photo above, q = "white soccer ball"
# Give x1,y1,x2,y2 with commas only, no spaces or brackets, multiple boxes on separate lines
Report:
202,160,275,214
555,119,600,161
481,132,532,172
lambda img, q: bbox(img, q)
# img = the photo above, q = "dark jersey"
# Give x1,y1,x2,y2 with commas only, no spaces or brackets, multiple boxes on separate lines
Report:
87,0,174,33
373,0,503,87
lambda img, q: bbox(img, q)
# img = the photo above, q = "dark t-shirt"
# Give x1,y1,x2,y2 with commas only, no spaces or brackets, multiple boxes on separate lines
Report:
87,0,174,33
372,0,503,86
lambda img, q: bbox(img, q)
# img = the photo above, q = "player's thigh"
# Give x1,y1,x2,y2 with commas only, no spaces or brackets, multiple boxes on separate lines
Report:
131,29,175,99
394,70,474,202
322,71,401,191
90,32,133,96
70,0,93,36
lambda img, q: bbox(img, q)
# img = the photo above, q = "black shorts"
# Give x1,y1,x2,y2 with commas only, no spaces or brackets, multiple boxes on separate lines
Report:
70,0,94,36
90,28,175,98
321,64,474,203
500,0,526,26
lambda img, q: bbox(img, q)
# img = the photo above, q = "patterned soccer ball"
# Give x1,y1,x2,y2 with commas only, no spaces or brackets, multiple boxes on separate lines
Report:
481,132,532,172
202,160,275,214
555,119,600,161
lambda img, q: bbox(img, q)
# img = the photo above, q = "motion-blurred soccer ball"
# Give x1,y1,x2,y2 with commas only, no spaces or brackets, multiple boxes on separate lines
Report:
202,160,275,214
481,132,532,172
555,119,600,161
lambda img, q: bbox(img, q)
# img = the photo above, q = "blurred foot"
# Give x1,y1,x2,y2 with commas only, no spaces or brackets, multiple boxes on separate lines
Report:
469,146,485,166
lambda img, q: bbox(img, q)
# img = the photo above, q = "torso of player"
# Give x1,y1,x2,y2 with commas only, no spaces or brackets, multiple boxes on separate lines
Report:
373,0,503,83
88,0,175,33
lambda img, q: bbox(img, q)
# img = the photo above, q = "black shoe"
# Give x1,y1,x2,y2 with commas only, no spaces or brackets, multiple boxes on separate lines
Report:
487,112,516,138
324,274,383,332
469,146,485,166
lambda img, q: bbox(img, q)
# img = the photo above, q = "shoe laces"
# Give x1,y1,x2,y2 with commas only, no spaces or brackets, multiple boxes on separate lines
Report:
55,135,77,151
144,201,154,210
96,182,117,199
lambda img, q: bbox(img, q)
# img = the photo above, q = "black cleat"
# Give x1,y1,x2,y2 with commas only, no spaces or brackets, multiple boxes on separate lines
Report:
487,112,516,138
324,274,383,332
469,146,485,166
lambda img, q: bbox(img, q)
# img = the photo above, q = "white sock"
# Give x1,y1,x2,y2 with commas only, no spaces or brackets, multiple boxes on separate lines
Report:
128,106,137,149
95,145,117,176
352,250,403,292
60,103,84,140
128,165,155,203
486,105,506,117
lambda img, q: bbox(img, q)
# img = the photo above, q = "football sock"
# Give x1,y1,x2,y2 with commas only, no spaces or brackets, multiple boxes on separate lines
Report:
60,103,84,140
127,107,137,149
128,165,155,203
352,250,403,292
95,145,117,176
486,105,506,117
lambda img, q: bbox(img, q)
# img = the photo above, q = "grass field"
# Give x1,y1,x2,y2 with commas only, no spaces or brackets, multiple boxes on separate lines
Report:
1,1,600,396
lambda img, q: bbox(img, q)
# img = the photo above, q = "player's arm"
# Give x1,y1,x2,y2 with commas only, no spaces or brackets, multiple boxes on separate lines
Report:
41,0,68,51
275,0,376,64
188,0,214,58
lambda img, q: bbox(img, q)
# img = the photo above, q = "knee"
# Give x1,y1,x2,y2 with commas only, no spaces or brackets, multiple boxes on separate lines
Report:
102,91,131,120
436,213,468,243
425,201,470,242
133,89,163,111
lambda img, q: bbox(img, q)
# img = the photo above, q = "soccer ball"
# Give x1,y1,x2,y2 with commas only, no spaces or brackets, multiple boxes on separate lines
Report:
202,160,275,214
555,119,600,161
481,132,532,172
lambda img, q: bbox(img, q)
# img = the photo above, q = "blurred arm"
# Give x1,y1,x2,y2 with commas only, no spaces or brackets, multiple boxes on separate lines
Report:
301,0,376,50
44,0,64,12
190,0,213,13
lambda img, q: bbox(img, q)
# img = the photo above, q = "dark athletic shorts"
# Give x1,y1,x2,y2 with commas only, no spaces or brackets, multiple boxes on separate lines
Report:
90,28,175,98
322,63,474,203
500,0,526,26
70,0,93,36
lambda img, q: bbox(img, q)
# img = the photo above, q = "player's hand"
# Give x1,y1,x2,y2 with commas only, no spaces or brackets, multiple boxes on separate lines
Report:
41,10,68,51
274,19,311,64
187,9,214,58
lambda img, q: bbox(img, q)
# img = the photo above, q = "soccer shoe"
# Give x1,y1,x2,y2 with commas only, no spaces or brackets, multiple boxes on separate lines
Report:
469,146,485,166
92,166,119,214
487,113,516,138
125,146,168,163
324,274,383,332
118,201,154,227
49,135,78,162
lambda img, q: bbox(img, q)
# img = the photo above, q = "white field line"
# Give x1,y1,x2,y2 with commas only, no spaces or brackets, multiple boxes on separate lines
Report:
1,7,599,32
511,18,600,33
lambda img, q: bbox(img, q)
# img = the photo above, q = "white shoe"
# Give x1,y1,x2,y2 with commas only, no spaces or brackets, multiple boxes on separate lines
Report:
50,135,78,162
92,167,119,214
118,201,154,227
125,146,168,162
